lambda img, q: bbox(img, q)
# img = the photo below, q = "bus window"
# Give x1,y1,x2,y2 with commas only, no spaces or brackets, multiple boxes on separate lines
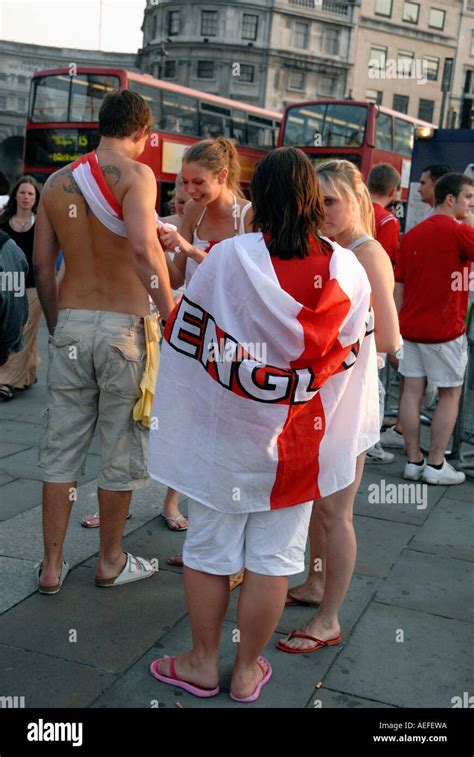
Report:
199,102,232,138
231,109,248,145
394,118,414,156
160,91,199,136
69,74,120,122
375,111,393,151
282,103,367,148
31,75,70,122
130,82,162,127
247,115,275,149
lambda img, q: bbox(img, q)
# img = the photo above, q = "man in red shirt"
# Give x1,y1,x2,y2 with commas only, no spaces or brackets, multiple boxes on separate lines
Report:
395,173,474,485
368,163,401,265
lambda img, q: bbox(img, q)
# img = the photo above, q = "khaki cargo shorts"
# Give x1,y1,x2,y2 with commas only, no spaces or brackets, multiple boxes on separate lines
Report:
38,309,150,490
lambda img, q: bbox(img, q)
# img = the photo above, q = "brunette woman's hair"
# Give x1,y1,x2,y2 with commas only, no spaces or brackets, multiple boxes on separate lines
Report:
250,147,329,260
0,175,41,224
183,137,244,198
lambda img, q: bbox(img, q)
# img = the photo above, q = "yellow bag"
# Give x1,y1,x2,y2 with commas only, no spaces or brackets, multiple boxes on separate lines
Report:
133,314,161,429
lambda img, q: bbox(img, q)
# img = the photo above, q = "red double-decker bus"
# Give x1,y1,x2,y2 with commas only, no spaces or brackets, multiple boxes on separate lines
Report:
24,67,281,213
277,99,436,200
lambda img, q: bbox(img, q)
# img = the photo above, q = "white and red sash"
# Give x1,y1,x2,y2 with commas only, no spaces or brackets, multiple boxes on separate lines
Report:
148,232,379,512
70,151,175,236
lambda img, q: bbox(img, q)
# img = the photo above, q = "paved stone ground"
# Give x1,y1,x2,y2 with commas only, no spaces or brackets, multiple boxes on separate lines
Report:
0,322,472,709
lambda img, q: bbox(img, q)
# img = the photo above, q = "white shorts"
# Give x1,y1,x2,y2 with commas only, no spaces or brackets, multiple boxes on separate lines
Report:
399,336,468,388
182,500,312,577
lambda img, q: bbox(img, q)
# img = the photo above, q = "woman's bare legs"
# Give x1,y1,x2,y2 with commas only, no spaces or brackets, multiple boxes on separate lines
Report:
279,452,366,651
231,570,287,697
156,567,229,688
157,568,288,696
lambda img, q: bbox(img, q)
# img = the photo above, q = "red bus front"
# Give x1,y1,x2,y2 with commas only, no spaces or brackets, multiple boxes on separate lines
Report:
24,68,281,214
277,100,433,201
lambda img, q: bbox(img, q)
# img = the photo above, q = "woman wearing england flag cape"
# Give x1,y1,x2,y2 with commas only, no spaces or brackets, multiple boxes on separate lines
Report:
148,148,397,702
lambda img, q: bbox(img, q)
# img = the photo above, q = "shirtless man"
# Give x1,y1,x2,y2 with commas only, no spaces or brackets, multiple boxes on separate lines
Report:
33,90,175,593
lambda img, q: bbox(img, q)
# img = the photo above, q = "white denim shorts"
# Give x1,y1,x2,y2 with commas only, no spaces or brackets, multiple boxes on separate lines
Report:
399,335,468,388
182,499,312,577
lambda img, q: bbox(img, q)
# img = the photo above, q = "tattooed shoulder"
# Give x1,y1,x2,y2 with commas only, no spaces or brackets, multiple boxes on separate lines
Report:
102,165,121,185
63,171,82,195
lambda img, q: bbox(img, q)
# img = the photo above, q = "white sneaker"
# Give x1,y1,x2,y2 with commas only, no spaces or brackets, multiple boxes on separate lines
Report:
366,442,394,464
380,427,405,449
404,459,426,481
423,460,466,485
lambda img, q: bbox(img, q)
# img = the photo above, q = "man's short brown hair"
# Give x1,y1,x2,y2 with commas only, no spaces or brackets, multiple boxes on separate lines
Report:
99,90,153,138
368,163,401,196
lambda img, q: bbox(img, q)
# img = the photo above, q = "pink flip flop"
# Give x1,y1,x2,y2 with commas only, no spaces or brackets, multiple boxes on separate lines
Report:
149,657,220,698
230,657,272,703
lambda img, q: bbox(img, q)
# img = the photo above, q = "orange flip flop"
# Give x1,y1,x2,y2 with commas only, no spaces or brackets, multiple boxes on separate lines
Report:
276,631,342,654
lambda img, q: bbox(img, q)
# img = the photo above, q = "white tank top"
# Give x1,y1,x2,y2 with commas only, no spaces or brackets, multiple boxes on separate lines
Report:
185,197,252,286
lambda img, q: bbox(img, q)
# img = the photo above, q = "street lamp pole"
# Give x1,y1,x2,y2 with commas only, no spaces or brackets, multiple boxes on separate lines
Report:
98,0,103,50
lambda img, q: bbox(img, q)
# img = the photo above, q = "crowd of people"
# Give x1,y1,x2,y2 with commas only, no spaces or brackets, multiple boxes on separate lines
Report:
1,88,473,702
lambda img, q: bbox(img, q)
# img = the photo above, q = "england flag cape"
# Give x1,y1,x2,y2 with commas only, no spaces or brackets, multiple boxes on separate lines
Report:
148,232,379,512
70,151,175,235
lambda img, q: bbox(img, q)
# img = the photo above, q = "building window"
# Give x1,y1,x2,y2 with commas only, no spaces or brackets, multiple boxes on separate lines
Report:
324,29,340,56
375,0,393,16
242,13,258,41
424,57,439,81
164,60,176,79
293,21,309,49
471,30,474,57
369,45,387,73
168,10,180,36
366,89,383,104
201,10,218,37
0,95,6,110
239,64,255,83
197,60,215,79
319,75,336,96
288,70,306,91
17,96,27,111
393,94,409,113
429,8,445,30
402,1,420,24
398,50,414,76
418,98,434,122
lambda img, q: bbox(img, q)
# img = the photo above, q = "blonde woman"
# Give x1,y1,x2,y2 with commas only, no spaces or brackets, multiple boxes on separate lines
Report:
158,137,253,288
278,159,400,653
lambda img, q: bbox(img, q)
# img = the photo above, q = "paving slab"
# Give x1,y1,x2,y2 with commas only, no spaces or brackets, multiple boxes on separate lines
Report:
375,549,473,623
355,469,446,526
0,478,43,520
323,602,473,708
0,445,101,483
0,556,38,613
1,420,43,446
0,441,34,459
410,497,474,562
91,617,345,709
353,515,417,578
0,470,16,486
225,572,379,639
0,478,169,564
0,643,116,708
0,566,188,675
304,688,394,708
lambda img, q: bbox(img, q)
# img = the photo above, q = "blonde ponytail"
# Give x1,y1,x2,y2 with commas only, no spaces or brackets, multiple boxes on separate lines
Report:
183,137,244,198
